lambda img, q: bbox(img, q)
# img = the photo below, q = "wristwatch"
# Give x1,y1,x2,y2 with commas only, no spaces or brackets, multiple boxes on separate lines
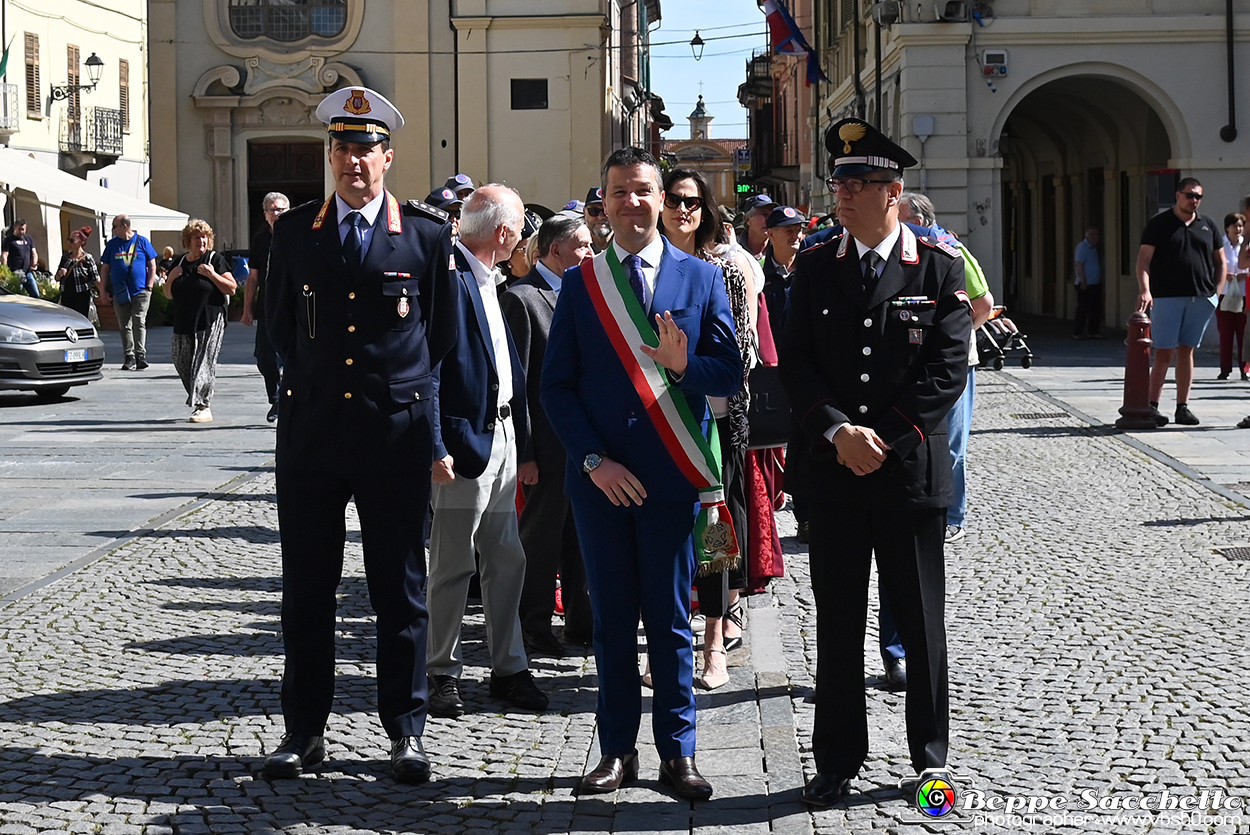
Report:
582,453,604,475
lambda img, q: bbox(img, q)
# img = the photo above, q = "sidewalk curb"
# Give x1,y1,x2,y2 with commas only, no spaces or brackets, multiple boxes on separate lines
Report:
0,460,276,611
1002,370,1250,510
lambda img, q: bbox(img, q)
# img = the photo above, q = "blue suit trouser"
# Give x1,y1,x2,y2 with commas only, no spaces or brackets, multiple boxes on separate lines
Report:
946,367,975,528
570,487,699,761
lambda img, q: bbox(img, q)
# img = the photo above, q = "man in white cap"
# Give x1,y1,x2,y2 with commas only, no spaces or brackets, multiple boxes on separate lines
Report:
263,86,459,784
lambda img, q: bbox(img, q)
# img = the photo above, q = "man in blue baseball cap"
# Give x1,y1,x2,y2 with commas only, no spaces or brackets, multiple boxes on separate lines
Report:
741,193,778,258
583,186,613,252
445,174,475,200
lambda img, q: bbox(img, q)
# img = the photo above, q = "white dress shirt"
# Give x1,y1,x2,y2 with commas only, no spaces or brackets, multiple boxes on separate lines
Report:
455,241,513,410
612,236,666,313
335,192,385,260
852,223,902,277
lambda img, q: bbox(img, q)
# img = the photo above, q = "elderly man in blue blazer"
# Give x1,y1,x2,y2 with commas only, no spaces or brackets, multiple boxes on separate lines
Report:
426,184,548,719
541,147,742,801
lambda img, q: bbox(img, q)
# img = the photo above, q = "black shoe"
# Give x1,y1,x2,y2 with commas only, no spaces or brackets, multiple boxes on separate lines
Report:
1150,405,1169,428
120,357,136,371
1242,373,1249,382
390,736,431,784
883,658,907,691
797,520,810,544
802,772,851,807
266,403,279,423
135,357,149,370
1218,372,1231,380
1175,404,1199,426
263,733,325,779
577,751,639,794
489,669,549,711
561,628,594,648
428,675,464,718
659,756,713,801
523,629,565,658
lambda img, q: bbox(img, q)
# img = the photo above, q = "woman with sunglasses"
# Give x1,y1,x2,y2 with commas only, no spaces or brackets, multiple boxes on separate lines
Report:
657,167,757,690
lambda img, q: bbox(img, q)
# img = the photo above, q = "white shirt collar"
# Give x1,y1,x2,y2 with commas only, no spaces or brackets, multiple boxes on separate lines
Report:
455,240,501,289
853,223,903,269
335,191,386,229
612,235,665,269
534,260,563,293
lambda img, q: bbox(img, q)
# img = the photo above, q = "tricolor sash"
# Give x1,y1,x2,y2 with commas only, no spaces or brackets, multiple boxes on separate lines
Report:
580,248,740,575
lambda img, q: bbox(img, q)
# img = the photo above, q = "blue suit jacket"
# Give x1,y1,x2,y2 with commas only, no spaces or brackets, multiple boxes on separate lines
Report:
540,239,743,504
434,246,528,479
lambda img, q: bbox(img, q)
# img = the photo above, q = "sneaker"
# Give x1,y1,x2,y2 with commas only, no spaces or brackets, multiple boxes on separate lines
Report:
189,407,213,423
135,357,149,370
1218,372,1231,381
266,403,279,423
1174,404,1199,426
1242,373,1249,382
1150,406,1169,428
120,357,136,371
945,525,966,543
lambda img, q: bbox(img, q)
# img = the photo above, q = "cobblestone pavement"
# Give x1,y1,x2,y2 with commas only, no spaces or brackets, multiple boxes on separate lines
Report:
2,371,1250,833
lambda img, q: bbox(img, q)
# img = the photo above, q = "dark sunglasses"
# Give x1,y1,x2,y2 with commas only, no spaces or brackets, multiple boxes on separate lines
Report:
664,194,704,212
1180,191,1203,200
585,204,606,218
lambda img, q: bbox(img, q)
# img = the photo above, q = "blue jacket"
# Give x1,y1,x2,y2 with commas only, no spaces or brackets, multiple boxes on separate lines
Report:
540,239,743,504
433,246,529,479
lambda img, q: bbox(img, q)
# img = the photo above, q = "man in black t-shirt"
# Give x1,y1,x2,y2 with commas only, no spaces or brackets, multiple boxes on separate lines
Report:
242,191,289,423
1,220,41,298
1135,177,1227,427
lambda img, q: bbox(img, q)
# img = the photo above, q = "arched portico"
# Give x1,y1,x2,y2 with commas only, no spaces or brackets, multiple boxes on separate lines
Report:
993,69,1182,329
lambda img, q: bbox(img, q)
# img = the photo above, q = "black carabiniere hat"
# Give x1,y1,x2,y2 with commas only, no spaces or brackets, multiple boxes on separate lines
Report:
826,118,918,178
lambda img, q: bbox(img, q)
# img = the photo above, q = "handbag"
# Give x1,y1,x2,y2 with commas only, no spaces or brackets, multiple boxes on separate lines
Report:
747,363,790,450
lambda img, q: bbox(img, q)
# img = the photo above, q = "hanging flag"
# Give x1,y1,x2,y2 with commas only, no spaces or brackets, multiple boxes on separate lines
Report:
761,0,830,86
0,36,15,80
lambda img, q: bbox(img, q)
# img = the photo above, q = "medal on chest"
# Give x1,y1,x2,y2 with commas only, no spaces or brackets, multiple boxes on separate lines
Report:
397,297,410,318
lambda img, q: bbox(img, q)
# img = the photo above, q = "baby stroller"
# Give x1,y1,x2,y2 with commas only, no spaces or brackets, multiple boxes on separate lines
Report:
977,306,1033,369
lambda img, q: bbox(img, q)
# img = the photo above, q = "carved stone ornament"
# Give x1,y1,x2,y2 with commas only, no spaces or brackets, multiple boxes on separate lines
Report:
204,2,365,64
243,57,365,95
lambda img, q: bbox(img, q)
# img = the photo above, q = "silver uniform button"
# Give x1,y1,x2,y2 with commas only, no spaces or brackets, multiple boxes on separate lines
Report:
860,373,870,382
859,405,868,414
863,318,872,327
822,309,829,315
862,346,872,356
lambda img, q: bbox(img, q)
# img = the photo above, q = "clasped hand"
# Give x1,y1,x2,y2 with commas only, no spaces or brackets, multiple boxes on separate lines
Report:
639,311,688,376
834,425,890,476
590,457,647,507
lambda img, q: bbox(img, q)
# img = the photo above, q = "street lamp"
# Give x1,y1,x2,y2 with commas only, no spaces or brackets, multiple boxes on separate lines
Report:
690,31,705,61
51,53,105,101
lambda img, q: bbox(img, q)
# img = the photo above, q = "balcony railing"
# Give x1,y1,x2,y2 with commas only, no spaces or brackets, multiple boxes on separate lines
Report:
0,83,19,132
59,106,124,156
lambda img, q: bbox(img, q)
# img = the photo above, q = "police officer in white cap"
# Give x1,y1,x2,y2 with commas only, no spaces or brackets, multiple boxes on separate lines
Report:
263,86,459,784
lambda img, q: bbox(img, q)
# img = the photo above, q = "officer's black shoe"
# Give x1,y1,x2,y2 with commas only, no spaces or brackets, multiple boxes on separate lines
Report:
562,628,594,649
802,772,851,807
523,629,565,658
489,669,549,711
266,403,279,423
263,733,325,779
390,736,431,785
428,675,464,718
883,658,907,691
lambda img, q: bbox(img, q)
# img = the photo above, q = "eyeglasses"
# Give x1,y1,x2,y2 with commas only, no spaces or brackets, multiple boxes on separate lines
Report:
663,194,704,212
826,176,894,194
1180,191,1203,201
585,204,606,218
265,206,289,215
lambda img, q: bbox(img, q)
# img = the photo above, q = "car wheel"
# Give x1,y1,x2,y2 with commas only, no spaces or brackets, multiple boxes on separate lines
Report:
34,386,71,401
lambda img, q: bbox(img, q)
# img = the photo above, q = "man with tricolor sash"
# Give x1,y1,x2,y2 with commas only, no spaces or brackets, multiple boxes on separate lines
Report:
540,147,743,801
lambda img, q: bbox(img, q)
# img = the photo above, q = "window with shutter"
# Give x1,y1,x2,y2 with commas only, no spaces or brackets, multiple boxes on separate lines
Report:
67,45,80,139
119,59,130,133
24,33,40,118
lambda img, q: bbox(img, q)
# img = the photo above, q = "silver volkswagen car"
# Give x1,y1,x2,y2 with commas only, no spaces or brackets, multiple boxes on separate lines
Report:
0,288,106,399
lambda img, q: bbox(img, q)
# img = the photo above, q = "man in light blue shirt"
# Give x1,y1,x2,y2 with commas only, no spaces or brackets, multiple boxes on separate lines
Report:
1074,227,1103,338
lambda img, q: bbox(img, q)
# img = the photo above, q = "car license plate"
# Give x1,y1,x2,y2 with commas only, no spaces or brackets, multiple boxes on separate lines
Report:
65,349,86,362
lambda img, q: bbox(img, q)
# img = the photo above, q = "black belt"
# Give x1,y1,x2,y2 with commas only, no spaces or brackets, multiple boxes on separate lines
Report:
497,403,511,420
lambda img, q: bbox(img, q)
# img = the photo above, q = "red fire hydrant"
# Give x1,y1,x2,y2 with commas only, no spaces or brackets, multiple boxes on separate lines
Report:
1116,311,1157,429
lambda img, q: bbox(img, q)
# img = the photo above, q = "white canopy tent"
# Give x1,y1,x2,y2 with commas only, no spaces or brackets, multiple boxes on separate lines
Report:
0,148,187,235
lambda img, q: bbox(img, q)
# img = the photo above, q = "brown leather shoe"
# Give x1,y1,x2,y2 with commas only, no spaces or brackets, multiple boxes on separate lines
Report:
577,751,639,794
659,756,713,801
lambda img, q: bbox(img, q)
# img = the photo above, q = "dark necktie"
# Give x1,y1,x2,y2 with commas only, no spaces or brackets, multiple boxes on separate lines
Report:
625,253,647,310
861,249,882,291
343,211,365,268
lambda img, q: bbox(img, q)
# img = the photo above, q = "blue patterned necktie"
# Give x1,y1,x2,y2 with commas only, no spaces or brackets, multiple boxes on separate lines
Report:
625,253,647,310
343,211,364,268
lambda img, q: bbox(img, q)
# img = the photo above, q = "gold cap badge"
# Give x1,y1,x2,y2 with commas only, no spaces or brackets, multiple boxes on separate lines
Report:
839,122,867,154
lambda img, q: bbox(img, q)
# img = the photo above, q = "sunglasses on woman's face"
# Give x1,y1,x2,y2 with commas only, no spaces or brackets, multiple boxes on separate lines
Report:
663,194,704,212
